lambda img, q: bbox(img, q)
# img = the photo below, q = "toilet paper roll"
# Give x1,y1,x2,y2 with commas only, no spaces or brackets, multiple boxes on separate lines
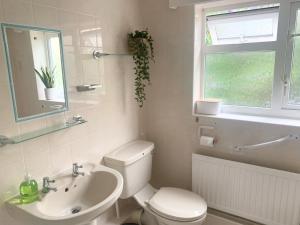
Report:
200,136,214,147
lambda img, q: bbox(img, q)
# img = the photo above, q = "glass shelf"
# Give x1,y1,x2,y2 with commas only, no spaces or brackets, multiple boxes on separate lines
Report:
0,120,87,146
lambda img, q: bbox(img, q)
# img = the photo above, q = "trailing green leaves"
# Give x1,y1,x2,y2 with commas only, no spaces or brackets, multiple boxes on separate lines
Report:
34,67,56,89
128,29,154,107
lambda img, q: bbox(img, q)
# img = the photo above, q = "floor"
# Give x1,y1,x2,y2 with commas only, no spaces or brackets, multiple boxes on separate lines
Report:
98,200,249,225
106,212,244,225
203,214,243,225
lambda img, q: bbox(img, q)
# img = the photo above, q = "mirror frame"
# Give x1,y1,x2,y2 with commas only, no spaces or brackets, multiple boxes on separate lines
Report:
1,23,69,122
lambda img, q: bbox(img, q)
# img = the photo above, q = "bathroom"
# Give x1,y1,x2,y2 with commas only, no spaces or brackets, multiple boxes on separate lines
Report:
0,0,300,225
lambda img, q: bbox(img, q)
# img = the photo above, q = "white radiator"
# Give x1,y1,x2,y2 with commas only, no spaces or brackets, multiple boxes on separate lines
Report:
192,154,300,225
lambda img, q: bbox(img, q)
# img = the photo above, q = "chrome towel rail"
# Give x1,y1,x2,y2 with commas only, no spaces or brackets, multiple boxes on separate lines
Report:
234,134,299,151
92,50,130,59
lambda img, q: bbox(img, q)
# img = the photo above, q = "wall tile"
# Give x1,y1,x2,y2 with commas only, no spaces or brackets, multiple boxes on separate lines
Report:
47,128,69,148
0,145,24,204
63,46,84,87
45,113,67,127
49,143,72,173
0,38,9,86
80,47,103,85
0,84,15,129
67,120,88,141
33,4,60,29
79,14,97,47
59,10,80,46
21,137,53,179
0,1,142,224
18,118,47,134
95,18,104,49
2,0,34,24
0,145,23,169
69,136,91,163
0,0,3,21
32,0,59,7
59,0,97,15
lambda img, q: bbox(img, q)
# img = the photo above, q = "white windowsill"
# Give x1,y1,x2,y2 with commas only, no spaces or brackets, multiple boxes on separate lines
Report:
39,99,65,103
194,112,300,127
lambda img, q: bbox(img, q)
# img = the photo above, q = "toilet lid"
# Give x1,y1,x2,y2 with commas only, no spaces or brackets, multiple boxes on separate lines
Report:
148,187,207,222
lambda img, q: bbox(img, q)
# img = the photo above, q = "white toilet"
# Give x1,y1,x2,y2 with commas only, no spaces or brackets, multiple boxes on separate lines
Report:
104,140,207,225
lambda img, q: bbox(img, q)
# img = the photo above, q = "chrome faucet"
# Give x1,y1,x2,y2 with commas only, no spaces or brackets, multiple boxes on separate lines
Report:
72,163,85,177
42,177,57,193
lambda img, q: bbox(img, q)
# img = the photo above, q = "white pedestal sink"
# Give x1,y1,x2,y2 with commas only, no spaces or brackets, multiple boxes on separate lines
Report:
6,164,123,225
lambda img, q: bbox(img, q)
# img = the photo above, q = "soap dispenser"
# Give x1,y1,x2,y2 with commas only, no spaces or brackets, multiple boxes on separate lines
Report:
19,173,39,204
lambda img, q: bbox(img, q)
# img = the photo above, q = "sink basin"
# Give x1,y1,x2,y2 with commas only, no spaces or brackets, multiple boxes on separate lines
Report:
7,164,123,225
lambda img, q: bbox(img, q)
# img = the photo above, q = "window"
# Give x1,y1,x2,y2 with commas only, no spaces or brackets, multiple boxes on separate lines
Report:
205,51,275,108
197,1,300,118
206,5,279,45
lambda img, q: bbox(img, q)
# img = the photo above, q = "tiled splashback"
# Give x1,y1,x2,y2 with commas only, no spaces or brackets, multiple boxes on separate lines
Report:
0,0,143,223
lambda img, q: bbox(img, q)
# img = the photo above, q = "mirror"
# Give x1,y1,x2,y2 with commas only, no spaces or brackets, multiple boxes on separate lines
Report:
1,24,68,122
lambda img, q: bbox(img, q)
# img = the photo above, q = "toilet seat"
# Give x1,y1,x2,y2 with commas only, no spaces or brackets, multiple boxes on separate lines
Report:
148,187,207,222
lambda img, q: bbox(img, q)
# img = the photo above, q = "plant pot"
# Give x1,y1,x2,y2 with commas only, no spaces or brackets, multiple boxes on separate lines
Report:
195,99,222,115
128,37,144,54
44,88,56,100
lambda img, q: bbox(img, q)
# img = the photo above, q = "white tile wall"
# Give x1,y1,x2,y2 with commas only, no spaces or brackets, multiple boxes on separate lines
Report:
0,0,143,224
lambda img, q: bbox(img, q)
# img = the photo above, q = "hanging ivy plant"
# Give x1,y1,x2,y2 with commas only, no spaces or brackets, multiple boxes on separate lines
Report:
128,29,154,107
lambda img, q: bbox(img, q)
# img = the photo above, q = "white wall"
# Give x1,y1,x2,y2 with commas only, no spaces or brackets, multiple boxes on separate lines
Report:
0,0,143,224
141,0,300,190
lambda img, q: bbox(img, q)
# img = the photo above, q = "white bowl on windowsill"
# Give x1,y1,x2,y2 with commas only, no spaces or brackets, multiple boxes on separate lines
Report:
195,99,222,115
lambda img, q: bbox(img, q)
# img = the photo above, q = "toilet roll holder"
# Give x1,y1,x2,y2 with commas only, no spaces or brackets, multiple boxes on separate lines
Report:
198,125,217,146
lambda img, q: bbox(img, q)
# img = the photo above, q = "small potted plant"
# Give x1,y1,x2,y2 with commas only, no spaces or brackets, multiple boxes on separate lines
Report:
128,29,154,107
34,67,56,100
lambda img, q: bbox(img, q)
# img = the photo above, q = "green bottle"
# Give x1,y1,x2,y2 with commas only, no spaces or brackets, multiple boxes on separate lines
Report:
19,174,39,204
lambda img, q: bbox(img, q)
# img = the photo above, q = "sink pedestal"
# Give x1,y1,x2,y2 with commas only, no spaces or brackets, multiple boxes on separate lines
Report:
85,219,98,225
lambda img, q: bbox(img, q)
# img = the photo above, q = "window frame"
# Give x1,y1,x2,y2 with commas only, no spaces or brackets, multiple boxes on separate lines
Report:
206,6,280,45
197,0,300,119
282,1,300,109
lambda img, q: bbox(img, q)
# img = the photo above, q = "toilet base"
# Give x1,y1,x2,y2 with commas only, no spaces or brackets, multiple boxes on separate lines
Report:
141,209,159,225
140,207,206,225
133,184,206,225
153,212,207,225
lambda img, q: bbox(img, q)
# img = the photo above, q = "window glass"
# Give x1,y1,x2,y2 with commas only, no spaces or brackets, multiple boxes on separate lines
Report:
206,6,279,45
204,51,275,107
288,38,300,105
296,9,300,34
